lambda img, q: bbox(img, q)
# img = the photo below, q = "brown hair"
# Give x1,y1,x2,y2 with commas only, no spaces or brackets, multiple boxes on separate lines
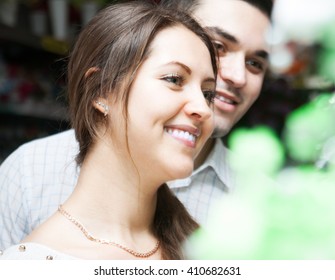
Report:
67,0,217,259
159,0,273,19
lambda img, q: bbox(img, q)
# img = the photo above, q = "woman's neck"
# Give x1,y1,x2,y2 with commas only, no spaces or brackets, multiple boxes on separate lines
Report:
63,142,159,240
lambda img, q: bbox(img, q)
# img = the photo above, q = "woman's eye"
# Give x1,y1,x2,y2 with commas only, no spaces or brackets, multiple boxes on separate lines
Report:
212,41,227,56
203,90,216,105
162,74,184,86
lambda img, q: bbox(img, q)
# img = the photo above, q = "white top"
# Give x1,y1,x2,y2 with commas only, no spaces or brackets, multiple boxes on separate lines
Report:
0,129,235,250
0,243,78,260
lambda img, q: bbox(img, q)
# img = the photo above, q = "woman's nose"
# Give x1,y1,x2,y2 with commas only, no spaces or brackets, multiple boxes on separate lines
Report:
183,89,213,122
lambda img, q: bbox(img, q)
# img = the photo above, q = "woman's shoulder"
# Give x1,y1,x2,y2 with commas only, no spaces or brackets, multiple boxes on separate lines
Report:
0,243,79,260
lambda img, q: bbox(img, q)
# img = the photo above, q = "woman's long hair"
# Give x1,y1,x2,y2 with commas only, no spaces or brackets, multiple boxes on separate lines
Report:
67,0,217,259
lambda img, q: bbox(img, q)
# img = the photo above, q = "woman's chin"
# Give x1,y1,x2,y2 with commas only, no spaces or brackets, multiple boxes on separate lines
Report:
168,164,194,181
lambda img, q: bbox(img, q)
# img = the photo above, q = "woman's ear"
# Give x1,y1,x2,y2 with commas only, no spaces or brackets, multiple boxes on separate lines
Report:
93,98,109,117
85,67,100,78
86,67,109,117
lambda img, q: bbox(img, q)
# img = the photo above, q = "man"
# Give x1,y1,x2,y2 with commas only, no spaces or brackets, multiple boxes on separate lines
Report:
162,0,271,221
0,0,272,250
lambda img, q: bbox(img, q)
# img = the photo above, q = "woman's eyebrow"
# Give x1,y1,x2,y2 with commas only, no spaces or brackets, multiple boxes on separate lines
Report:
162,61,192,74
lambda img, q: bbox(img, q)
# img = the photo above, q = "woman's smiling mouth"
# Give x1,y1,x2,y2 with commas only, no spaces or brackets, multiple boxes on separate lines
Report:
164,125,200,148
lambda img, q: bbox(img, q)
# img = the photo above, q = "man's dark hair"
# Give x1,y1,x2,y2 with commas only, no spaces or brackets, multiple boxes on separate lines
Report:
159,0,273,19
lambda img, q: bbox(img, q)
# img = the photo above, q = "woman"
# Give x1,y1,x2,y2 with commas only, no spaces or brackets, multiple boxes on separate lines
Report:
0,1,217,260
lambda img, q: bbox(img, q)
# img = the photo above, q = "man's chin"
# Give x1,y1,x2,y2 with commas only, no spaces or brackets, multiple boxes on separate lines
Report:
210,126,231,138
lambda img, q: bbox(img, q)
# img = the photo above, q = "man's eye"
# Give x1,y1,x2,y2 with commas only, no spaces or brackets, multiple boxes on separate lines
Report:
203,90,216,105
246,59,265,74
212,41,227,56
162,74,184,86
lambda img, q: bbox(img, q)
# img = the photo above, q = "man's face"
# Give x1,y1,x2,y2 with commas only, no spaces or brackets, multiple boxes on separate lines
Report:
194,0,271,137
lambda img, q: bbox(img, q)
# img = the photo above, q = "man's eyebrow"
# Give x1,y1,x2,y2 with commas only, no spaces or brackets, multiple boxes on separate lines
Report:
255,50,269,60
206,26,269,60
206,26,239,44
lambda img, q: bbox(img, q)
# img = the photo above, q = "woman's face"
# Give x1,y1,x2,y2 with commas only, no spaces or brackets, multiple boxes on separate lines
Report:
118,25,215,184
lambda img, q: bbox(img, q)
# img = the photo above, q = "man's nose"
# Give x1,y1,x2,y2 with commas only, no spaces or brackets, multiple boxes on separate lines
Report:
218,54,246,88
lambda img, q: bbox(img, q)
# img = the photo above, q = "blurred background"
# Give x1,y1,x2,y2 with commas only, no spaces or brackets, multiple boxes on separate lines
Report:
0,0,119,162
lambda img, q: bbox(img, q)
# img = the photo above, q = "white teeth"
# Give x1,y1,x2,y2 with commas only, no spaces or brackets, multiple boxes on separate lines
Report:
172,130,179,137
165,128,196,143
217,95,235,104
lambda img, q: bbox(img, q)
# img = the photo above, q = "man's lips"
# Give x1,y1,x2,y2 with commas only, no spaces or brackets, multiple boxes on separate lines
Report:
215,90,240,105
215,95,237,105
213,90,241,113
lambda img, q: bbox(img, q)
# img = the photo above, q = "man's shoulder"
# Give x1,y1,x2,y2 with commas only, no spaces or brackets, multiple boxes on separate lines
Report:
12,129,78,159
0,129,78,172
20,129,76,149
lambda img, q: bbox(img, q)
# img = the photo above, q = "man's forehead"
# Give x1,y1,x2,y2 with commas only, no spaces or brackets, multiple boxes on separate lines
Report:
194,0,269,27
194,0,271,51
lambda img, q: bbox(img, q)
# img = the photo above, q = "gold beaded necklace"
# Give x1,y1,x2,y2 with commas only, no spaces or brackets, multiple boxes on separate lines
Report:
58,205,160,258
